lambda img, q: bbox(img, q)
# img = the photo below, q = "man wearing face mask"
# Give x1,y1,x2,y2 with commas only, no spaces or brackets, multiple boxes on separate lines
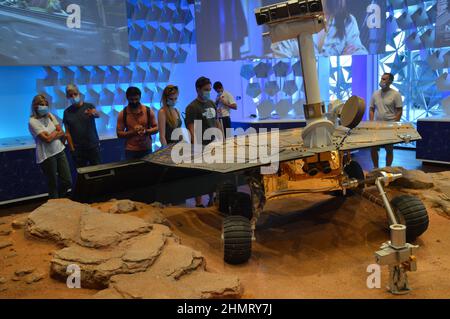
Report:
185,76,222,207
63,84,101,168
369,73,403,168
213,81,237,138
117,86,158,160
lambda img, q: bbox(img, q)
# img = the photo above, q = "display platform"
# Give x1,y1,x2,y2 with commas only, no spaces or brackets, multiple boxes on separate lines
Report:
0,135,124,205
416,116,450,165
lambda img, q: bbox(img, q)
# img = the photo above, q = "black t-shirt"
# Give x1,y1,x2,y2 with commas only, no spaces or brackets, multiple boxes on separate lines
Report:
185,99,218,145
63,102,100,150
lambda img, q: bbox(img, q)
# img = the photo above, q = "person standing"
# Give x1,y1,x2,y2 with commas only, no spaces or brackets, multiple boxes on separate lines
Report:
28,94,72,199
370,73,403,168
117,86,158,160
64,84,101,168
213,81,237,138
186,77,222,207
158,85,182,146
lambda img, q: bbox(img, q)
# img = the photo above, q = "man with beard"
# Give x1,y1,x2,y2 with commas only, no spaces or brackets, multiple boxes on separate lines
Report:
117,87,158,160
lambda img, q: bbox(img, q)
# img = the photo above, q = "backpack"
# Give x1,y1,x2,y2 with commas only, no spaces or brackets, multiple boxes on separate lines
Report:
123,106,152,130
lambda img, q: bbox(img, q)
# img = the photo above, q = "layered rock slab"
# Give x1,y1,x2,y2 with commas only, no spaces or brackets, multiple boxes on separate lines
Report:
95,239,242,299
24,199,242,297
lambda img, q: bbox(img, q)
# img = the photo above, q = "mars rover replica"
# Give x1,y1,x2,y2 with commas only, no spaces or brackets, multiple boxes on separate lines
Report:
143,0,430,294
51,0,432,297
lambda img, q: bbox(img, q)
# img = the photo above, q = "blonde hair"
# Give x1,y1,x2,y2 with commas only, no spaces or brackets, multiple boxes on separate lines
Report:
30,94,49,118
161,85,179,128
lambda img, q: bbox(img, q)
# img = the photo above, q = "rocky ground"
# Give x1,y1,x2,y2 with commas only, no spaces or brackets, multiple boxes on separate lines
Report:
0,168,450,299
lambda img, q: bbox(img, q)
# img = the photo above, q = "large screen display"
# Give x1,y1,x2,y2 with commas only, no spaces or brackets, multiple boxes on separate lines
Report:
435,0,450,48
0,0,129,66
195,0,386,61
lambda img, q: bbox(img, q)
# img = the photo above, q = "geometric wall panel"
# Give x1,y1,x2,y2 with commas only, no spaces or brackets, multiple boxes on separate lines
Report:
100,88,116,106
420,28,435,48
381,0,448,127
240,64,256,80
436,73,450,92
264,81,280,97
292,60,303,77
275,99,292,118
396,11,414,30
254,62,271,78
257,100,274,119
411,7,429,27
104,67,118,84
389,0,404,10
283,80,298,96
246,83,262,98
114,87,127,106
75,67,91,85
273,61,290,77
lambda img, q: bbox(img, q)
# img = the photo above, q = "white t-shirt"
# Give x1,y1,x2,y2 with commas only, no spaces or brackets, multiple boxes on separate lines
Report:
370,88,403,121
29,114,65,164
216,90,236,118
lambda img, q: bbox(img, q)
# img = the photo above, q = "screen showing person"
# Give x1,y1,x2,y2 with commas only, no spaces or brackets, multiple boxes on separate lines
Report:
194,0,386,61
0,0,129,66
435,0,450,48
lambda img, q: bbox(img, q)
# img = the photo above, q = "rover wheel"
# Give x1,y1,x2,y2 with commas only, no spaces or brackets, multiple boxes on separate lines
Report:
344,160,365,182
217,182,237,215
230,192,253,220
390,195,429,241
332,160,365,196
223,216,252,265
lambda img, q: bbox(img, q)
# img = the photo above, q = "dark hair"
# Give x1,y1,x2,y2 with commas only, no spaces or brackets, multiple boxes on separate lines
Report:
195,77,211,90
126,86,141,98
383,73,394,82
213,81,223,90
323,0,350,40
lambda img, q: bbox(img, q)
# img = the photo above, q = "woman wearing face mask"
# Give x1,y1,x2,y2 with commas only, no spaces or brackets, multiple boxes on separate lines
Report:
28,94,72,199
158,85,182,146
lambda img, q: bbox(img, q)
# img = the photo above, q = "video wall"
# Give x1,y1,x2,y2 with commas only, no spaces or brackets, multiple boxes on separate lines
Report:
0,0,129,66
195,0,387,61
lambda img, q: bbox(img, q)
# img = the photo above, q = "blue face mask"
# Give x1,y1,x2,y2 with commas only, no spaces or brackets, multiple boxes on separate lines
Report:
167,99,177,107
70,96,81,105
36,105,49,116
202,91,211,100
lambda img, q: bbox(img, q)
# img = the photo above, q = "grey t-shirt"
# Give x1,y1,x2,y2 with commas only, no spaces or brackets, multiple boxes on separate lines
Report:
370,88,403,121
185,99,217,145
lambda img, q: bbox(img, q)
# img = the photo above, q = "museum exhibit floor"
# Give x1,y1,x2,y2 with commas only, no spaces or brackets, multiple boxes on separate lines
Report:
1,165,450,299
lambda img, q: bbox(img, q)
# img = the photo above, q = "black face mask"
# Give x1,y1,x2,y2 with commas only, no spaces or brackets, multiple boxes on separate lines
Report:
129,102,140,108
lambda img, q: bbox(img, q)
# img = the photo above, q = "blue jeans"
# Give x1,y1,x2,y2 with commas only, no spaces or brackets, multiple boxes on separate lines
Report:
40,151,73,199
